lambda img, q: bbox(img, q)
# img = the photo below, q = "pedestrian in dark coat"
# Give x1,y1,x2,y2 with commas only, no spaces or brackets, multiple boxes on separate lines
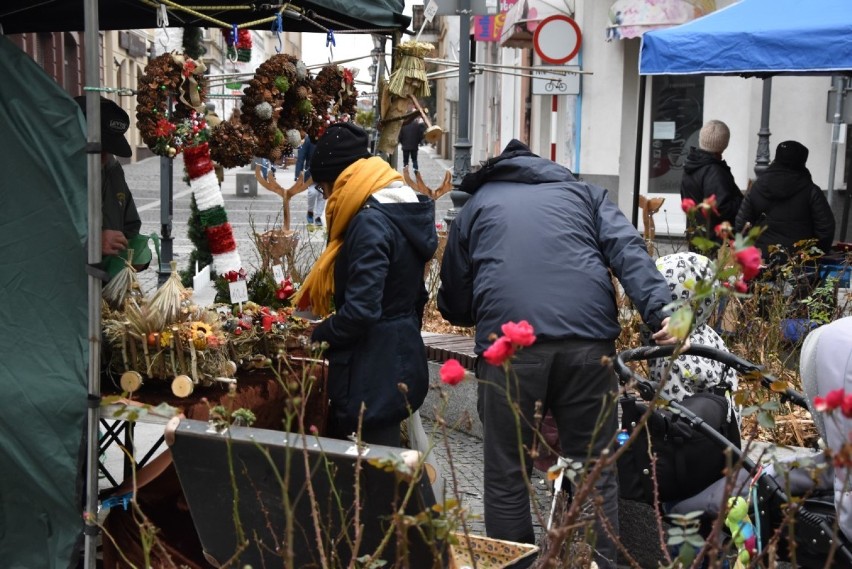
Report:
399,117,426,171
293,122,438,447
438,139,679,569
735,140,835,262
681,120,743,248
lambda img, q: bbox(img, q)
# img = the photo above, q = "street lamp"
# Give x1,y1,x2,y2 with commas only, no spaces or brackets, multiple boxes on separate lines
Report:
445,0,473,227
370,35,387,155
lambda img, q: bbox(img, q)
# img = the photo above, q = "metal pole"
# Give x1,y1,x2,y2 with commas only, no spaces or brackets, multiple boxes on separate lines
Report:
754,77,773,177
631,75,647,228
158,155,174,285
826,75,845,212
445,0,472,226
83,0,102,566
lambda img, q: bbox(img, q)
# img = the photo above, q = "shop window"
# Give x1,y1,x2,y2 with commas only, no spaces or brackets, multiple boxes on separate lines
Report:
648,75,705,194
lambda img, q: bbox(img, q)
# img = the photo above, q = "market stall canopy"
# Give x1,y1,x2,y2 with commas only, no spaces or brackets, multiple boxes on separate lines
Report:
639,0,852,75
606,0,714,41
0,0,410,35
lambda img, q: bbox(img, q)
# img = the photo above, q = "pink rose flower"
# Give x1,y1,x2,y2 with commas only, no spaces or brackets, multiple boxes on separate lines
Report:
483,336,515,366
501,320,537,347
681,198,697,213
440,359,467,386
734,246,762,281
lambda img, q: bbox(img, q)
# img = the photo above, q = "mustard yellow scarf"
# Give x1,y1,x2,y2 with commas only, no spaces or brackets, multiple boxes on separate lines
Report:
293,156,403,316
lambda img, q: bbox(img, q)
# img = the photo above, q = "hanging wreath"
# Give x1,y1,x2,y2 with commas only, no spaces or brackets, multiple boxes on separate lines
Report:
209,121,257,169
136,53,210,157
239,53,312,161
223,28,253,63
310,64,358,138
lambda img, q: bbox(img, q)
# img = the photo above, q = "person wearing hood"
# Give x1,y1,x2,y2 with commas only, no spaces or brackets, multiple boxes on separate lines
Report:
292,122,438,447
681,120,743,248
438,140,680,569
735,140,835,262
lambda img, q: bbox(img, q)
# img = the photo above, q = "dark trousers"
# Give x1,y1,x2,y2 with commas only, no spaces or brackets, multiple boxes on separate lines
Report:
402,148,419,171
326,408,401,448
476,339,620,569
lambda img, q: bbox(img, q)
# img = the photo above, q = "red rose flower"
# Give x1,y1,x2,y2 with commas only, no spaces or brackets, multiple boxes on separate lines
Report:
814,388,846,412
842,393,852,419
681,198,697,213
440,359,467,386
483,336,515,366
501,320,537,347
734,246,762,281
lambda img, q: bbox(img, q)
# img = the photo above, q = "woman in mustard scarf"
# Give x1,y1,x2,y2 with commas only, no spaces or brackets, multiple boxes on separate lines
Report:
293,123,438,446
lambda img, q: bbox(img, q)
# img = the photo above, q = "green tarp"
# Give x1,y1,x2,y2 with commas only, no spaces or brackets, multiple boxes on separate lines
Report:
0,0,410,34
0,35,88,569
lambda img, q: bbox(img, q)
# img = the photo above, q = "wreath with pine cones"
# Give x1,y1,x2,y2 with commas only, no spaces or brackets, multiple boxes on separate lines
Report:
209,121,257,169
239,53,315,162
136,53,210,157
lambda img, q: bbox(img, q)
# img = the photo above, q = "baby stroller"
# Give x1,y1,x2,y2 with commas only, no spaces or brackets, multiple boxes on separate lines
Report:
613,344,852,568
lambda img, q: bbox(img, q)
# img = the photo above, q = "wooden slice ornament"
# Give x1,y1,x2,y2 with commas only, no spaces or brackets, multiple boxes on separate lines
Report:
120,370,143,393
171,374,195,398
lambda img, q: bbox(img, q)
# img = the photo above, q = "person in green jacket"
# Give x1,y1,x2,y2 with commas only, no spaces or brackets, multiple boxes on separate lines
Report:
75,96,146,274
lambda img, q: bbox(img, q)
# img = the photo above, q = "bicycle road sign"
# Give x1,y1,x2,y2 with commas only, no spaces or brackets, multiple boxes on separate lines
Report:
531,66,580,96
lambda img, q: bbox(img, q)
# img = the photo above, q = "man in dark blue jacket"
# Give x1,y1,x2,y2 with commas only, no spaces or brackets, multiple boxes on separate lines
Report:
438,140,678,569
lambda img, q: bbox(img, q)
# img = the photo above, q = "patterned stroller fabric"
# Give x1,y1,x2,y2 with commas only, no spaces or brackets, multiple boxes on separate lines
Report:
642,252,738,402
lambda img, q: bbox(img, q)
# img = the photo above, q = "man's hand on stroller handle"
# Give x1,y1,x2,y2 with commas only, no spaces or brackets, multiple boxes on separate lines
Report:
652,317,691,349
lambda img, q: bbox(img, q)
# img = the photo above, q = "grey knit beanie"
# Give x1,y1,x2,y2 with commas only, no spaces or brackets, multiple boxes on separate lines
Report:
699,120,730,154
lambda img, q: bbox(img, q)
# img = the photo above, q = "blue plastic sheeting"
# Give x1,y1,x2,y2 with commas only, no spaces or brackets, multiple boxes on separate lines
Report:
639,0,852,75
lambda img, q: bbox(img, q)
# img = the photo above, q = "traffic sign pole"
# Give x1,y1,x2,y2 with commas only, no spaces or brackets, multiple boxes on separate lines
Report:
551,95,557,161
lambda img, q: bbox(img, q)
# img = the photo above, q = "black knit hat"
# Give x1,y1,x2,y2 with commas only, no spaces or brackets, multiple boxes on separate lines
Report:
74,95,132,157
773,140,809,170
310,122,371,183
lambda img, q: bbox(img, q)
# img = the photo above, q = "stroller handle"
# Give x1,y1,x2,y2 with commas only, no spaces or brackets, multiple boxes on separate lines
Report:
613,344,809,410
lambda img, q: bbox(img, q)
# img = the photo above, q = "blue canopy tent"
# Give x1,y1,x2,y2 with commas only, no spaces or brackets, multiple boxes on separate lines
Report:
639,0,852,76
631,0,852,238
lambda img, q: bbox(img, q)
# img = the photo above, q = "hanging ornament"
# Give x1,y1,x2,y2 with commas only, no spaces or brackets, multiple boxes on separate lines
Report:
184,143,242,275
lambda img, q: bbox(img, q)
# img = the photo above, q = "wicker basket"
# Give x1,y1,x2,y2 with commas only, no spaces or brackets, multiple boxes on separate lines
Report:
450,533,539,569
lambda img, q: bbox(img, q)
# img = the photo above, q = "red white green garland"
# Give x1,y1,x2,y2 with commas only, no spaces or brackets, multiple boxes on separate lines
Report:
138,52,242,277
183,142,242,274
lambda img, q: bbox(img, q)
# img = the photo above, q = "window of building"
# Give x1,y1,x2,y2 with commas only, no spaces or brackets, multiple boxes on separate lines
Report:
647,75,705,194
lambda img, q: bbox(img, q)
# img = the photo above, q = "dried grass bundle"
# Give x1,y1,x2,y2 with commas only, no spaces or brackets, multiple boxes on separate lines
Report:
387,41,434,98
149,261,189,327
103,254,141,310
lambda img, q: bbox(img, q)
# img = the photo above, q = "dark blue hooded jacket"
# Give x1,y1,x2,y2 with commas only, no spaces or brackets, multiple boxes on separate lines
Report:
438,140,671,353
312,192,438,430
